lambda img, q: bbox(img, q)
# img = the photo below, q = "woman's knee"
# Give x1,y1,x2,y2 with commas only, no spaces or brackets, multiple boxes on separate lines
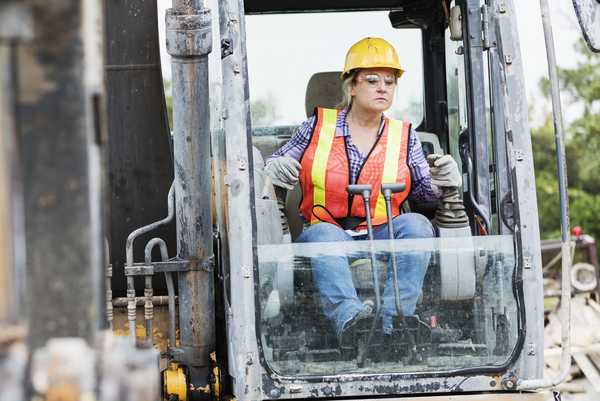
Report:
296,222,351,243
391,213,435,239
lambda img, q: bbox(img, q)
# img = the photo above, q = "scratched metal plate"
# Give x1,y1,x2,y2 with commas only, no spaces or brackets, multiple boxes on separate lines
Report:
572,0,600,52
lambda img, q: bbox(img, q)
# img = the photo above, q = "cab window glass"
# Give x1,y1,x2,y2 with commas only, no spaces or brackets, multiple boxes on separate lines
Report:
249,9,521,381
246,11,424,127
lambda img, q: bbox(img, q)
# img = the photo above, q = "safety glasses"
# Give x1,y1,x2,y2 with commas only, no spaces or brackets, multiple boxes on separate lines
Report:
357,73,397,87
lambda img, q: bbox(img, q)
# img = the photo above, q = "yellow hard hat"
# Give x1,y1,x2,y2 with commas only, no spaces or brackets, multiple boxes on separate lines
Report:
341,37,405,79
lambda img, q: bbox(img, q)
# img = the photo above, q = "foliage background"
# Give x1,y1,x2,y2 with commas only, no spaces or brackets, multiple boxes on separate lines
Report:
533,41,600,242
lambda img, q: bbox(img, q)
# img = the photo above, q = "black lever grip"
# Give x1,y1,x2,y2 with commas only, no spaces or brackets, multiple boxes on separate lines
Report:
381,183,406,196
347,184,372,196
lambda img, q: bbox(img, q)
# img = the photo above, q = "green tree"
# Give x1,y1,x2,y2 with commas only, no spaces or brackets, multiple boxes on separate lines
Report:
533,40,600,241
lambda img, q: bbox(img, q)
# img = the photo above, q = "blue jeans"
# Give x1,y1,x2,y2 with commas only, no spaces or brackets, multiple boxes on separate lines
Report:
297,213,434,336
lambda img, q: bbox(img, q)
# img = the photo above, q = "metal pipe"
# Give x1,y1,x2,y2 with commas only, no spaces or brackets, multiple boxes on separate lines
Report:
519,0,571,389
141,236,177,349
105,239,113,329
144,238,170,345
143,275,153,344
167,0,215,385
126,274,136,342
125,184,174,267
124,184,174,342
112,296,175,307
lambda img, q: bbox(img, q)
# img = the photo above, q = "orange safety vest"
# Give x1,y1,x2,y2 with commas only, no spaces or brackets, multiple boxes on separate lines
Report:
299,107,412,228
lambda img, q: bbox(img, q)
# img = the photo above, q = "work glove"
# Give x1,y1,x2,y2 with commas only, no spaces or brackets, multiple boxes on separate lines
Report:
427,154,461,188
264,156,301,190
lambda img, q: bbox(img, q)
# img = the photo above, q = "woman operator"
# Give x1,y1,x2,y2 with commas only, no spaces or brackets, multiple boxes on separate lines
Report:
264,37,461,343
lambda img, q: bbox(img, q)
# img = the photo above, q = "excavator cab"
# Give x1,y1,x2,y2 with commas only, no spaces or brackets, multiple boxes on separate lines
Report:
212,0,543,398
6,0,587,400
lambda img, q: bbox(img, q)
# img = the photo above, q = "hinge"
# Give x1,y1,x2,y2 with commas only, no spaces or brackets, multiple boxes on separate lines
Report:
221,37,233,59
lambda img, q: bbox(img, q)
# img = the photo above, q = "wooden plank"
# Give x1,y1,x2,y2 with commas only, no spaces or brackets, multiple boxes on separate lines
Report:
573,352,600,393
588,352,600,369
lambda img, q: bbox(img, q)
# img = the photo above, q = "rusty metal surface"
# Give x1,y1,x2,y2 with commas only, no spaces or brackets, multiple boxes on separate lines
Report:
16,0,104,349
217,0,263,397
168,0,215,394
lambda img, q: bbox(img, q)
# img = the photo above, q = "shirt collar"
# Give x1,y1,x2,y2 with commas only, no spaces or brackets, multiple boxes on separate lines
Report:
336,107,387,138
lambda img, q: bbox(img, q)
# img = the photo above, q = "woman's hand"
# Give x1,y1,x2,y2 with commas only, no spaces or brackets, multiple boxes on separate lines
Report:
427,154,461,188
264,156,301,190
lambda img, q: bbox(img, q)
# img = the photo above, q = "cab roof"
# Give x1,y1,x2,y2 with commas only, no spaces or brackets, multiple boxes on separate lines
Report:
244,0,447,15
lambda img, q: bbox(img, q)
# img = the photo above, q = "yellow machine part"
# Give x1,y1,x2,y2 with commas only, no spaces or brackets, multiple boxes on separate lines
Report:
210,351,221,400
164,362,187,401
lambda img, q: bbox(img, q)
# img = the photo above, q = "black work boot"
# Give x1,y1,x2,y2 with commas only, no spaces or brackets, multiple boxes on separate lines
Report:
338,300,374,358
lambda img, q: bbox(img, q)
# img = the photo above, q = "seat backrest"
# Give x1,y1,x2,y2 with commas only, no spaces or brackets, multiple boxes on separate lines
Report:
304,71,344,117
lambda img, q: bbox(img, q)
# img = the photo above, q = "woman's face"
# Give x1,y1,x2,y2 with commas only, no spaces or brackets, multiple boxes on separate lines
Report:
350,67,397,113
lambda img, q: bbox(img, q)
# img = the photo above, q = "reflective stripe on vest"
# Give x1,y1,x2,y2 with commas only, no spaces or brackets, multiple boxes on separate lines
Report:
309,108,337,224
299,107,411,228
373,118,404,223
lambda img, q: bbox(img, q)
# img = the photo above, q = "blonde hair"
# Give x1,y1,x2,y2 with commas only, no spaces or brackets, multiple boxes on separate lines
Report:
336,70,357,109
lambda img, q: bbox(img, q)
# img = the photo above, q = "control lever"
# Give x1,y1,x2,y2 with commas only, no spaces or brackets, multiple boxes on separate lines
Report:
348,184,382,366
381,182,406,317
381,183,420,362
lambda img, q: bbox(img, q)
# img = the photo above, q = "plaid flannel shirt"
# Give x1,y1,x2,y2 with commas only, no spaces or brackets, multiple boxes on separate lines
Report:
266,108,439,203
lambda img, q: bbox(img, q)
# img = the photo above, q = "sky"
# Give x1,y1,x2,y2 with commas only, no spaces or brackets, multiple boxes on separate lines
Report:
157,1,585,126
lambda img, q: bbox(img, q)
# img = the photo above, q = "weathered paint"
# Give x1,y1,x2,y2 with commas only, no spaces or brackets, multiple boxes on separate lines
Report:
168,0,215,393
16,0,104,350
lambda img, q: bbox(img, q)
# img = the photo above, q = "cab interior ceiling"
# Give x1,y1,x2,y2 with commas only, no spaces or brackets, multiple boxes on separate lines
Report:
244,0,450,27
